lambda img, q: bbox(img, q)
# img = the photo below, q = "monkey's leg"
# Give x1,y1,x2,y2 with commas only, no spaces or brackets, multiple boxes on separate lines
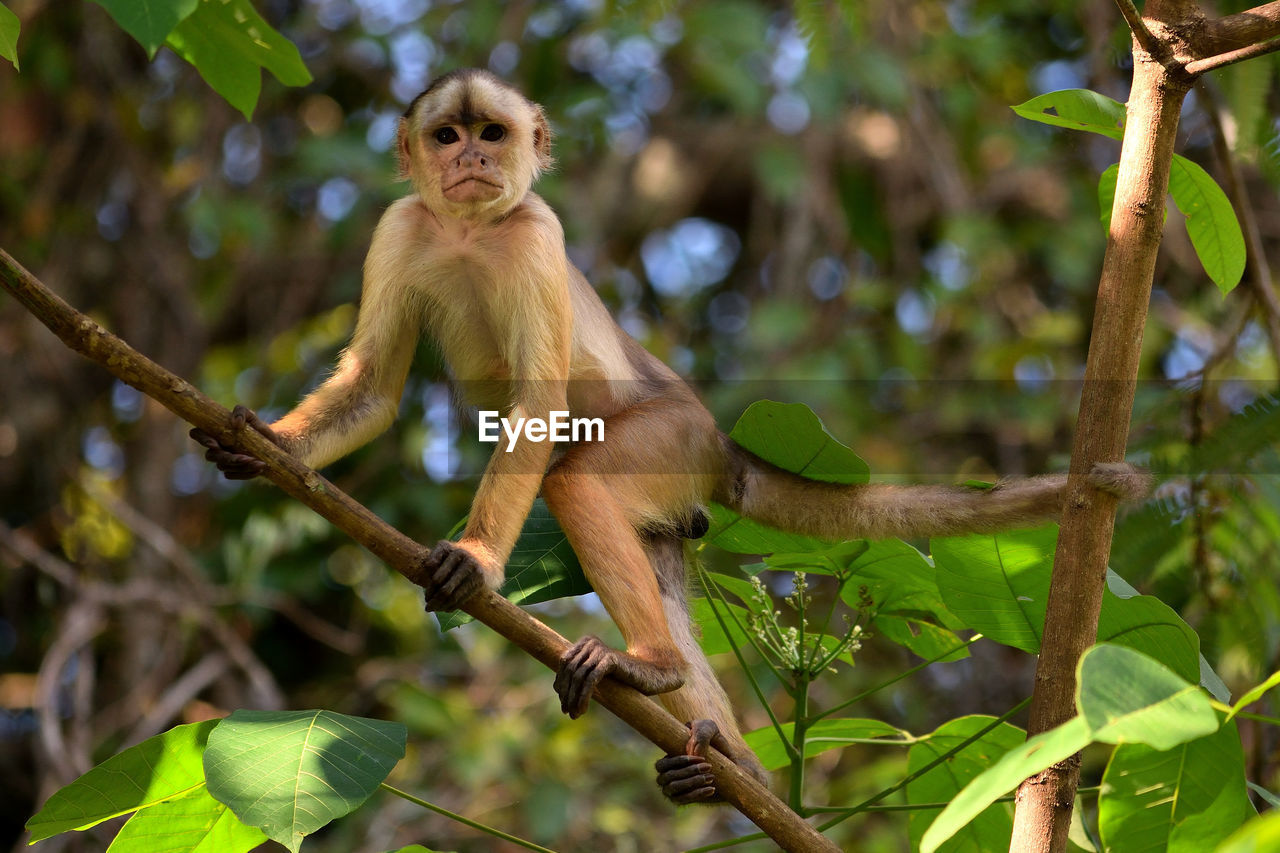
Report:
543,467,689,717
641,533,769,801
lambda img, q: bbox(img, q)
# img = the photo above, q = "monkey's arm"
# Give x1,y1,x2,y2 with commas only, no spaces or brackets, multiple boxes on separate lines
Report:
194,214,421,477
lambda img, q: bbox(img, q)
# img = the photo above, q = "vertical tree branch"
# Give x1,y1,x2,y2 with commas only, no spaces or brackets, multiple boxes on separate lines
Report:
1009,5,1194,850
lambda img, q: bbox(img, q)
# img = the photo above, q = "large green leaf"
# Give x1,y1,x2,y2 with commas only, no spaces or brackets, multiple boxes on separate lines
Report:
1011,89,1126,140
923,645,1221,852
107,786,267,853
1168,154,1246,294
0,1,19,69
91,0,197,56
1097,571,1202,687
690,594,754,655
204,710,406,853
1077,645,1218,748
933,527,1055,654
26,720,217,841
743,718,909,771
908,717,1025,853
728,400,870,484
1217,810,1280,852
934,527,1204,686
165,0,311,120
436,498,591,630
920,716,1091,853
1099,722,1251,853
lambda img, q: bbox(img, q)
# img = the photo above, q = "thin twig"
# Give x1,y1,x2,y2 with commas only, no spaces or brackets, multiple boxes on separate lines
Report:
1198,81,1280,362
1113,0,1163,56
1187,38,1280,76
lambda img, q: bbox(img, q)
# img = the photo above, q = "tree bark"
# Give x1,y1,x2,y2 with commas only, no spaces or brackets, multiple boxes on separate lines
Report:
1009,0,1253,849
0,248,840,853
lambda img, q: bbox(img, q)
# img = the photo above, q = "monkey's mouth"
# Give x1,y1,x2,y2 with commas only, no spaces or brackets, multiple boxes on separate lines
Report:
446,176,501,191
444,175,503,202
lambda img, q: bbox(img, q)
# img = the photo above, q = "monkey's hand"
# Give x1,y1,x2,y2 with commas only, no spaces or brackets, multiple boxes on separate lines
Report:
655,719,721,804
189,405,283,480
553,636,686,719
1087,461,1152,502
418,540,501,612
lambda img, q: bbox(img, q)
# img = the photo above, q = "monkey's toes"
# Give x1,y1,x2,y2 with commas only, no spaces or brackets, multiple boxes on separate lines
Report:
553,636,613,718
655,754,717,804
420,541,485,612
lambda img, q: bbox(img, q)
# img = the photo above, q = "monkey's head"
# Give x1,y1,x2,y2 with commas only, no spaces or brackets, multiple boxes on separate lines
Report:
399,69,553,221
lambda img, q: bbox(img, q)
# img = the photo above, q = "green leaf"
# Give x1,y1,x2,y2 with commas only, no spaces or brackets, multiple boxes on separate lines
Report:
933,527,1056,654
1010,89,1126,140
107,786,268,853
0,2,19,69
436,499,591,630
1168,154,1246,294
875,614,969,661
91,0,198,56
907,716,1025,853
1099,722,1251,853
920,716,1092,853
165,0,311,120
935,528,1204,688
1077,645,1219,749
1099,162,1119,226
1216,811,1280,853
1097,571,1202,687
204,710,406,853
1246,782,1280,809
728,400,870,484
691,594,754,655
834,538,961,629
743,718,909,771
26,720,217,842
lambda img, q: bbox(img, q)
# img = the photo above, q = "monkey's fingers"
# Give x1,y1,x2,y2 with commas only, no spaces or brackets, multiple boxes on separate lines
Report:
420,541,485,612
654,754,717,804
231,404,283,447
553,636,614,719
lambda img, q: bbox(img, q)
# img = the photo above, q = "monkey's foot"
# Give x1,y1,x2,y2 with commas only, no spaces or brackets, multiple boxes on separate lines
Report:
553,636,685,719
419,540,487,612
189,405,280,480
655,719,721,804
1087,462,1152,502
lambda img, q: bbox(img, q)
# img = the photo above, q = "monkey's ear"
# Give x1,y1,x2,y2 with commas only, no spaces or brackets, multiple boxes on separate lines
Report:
530,103,554,172
395,119,412,180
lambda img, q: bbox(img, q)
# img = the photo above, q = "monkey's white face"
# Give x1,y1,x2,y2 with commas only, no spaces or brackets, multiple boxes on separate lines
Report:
398,71,553,222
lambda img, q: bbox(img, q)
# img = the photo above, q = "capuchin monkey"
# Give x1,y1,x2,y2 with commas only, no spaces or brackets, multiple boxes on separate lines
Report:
192,68,1149,804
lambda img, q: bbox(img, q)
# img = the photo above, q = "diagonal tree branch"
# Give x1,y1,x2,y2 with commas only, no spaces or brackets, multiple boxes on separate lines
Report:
0,247,839,853
1204,1,1280,52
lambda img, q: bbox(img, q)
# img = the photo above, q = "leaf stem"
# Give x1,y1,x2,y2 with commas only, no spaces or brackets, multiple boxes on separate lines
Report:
379,784,559,853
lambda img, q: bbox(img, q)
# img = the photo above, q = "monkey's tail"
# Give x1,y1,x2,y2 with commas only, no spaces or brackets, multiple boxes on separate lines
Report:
647,534,768,785
714,433,1074,541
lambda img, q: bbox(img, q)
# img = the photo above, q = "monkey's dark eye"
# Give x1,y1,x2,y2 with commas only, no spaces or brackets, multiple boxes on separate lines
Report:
479,124,505,142
434,127,460,145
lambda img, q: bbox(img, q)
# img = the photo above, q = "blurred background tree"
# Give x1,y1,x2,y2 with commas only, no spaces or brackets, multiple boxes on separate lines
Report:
1,1,1278,850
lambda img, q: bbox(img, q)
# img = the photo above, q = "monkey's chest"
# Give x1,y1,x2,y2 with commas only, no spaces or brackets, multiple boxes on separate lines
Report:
420,271,514,397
